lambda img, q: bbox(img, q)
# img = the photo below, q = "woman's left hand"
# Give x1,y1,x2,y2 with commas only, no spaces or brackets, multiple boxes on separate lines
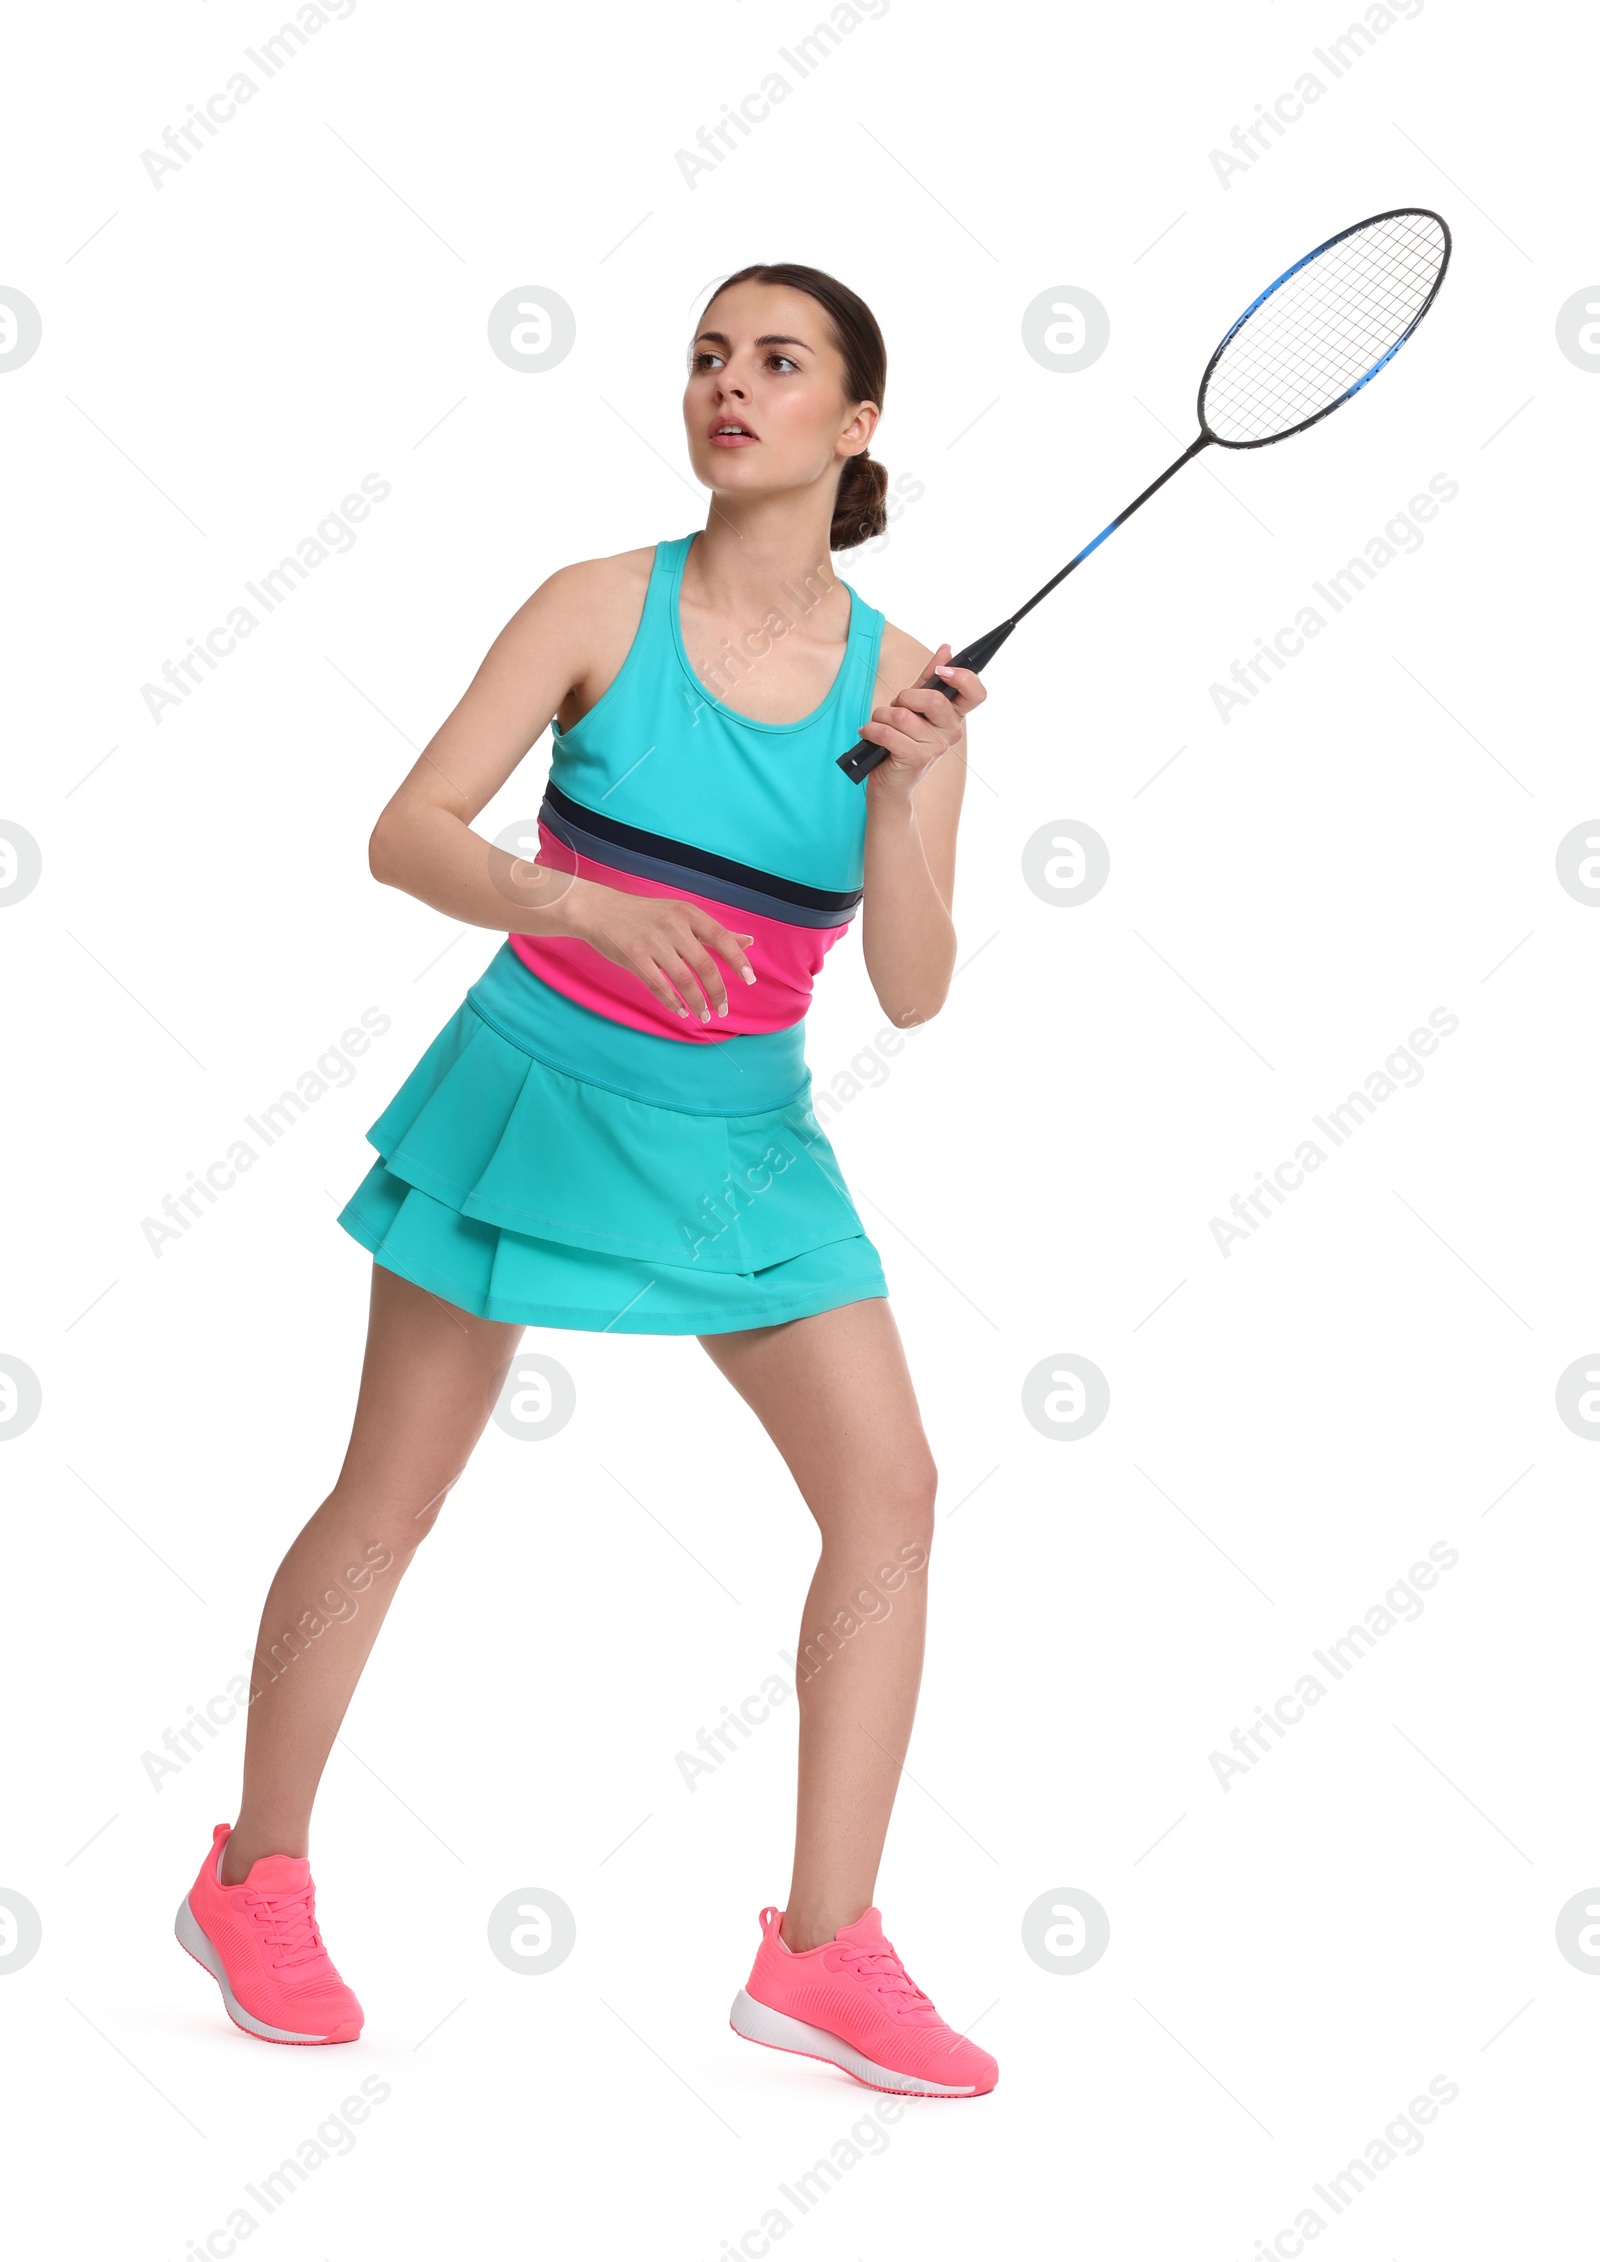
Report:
859,643,985,790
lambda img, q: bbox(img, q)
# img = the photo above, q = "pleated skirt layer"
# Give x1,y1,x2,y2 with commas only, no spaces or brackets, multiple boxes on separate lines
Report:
335,943,888,1335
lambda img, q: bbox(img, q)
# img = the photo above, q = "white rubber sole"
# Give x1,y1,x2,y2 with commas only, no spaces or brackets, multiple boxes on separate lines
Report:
174,1897,359,2046
729,1988,979,2096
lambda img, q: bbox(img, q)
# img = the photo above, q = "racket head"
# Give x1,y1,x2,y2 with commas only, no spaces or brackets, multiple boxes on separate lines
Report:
1197,207,1451,451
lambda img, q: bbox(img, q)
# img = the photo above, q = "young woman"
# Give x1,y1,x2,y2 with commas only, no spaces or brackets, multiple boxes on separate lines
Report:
174,262,996,2099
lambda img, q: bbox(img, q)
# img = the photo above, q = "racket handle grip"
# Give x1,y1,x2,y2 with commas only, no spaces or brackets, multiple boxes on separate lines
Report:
837,734,892,784
835,628,1008,783
837,675,959,783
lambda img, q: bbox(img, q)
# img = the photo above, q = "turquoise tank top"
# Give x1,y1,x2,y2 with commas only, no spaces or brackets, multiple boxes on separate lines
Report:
504,532,888,1053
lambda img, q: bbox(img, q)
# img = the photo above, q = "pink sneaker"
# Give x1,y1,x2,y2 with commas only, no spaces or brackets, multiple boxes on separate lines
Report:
730,1904,997,2097
175,1823,363,2046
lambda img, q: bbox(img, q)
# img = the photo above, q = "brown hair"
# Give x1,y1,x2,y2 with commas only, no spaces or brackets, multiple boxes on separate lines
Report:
700,262,889,551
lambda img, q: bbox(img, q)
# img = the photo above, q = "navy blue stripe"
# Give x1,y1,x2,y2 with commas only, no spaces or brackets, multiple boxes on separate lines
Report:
542,782,862,919
541,802,854,930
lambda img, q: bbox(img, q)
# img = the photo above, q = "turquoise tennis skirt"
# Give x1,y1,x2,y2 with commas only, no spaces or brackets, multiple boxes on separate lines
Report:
336,942,889,1335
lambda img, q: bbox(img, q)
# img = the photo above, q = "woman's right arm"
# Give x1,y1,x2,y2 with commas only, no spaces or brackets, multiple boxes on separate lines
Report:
367,560,757,1021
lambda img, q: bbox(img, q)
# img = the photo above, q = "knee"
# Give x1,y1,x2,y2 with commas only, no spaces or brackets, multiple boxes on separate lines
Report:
385,1479,457,1564
874,1450,939,1567
910,1451,940,1549
329,1465,460,1567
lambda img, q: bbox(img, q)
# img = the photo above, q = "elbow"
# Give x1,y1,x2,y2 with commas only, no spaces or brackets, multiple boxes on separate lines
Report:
864,919,956,1031
367,816,398,886
878,991,947,1031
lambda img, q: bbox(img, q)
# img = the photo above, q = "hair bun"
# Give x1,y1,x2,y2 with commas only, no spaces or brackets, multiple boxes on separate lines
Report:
831,451,889,552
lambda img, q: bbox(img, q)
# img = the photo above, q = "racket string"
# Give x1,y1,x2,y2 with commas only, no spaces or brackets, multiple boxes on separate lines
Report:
1212,246,1441,432
1210,229,1442,427
1202,213,1447,445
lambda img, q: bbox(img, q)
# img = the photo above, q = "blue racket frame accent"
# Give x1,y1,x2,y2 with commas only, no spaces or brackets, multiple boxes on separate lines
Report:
1197,205,1452,449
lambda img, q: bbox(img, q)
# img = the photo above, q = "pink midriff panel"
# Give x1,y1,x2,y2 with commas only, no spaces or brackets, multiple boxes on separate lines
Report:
507,828,850,1042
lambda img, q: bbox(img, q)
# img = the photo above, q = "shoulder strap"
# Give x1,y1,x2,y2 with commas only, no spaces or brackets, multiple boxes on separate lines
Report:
639,534,693,627
835,577,887,729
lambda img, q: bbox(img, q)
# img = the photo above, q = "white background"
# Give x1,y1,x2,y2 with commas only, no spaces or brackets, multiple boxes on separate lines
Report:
3,0,1597,2253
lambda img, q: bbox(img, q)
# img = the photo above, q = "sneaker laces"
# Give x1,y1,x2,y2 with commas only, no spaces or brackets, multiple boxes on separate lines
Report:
247,1883,326,1971
838,1937,933,2011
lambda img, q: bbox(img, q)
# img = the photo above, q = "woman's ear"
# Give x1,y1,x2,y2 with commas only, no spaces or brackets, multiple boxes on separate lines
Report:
839,401,880,457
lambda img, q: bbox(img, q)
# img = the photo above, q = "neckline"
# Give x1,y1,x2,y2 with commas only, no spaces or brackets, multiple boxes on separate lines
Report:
668,532,859,735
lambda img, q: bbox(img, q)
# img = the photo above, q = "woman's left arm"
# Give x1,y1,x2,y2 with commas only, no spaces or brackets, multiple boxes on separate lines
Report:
857,627,984,1027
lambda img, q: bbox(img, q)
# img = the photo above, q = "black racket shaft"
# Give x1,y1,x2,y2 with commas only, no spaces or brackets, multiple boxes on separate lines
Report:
836,434,1210,782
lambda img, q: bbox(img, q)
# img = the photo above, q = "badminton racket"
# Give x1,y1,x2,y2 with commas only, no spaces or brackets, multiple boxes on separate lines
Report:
838,205,1453,782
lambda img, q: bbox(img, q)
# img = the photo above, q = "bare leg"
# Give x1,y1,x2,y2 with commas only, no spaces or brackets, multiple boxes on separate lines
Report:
698,1297,937,1951
220,1263,524,1885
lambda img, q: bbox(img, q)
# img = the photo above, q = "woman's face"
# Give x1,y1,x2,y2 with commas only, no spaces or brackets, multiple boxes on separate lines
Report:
682,280,878,510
